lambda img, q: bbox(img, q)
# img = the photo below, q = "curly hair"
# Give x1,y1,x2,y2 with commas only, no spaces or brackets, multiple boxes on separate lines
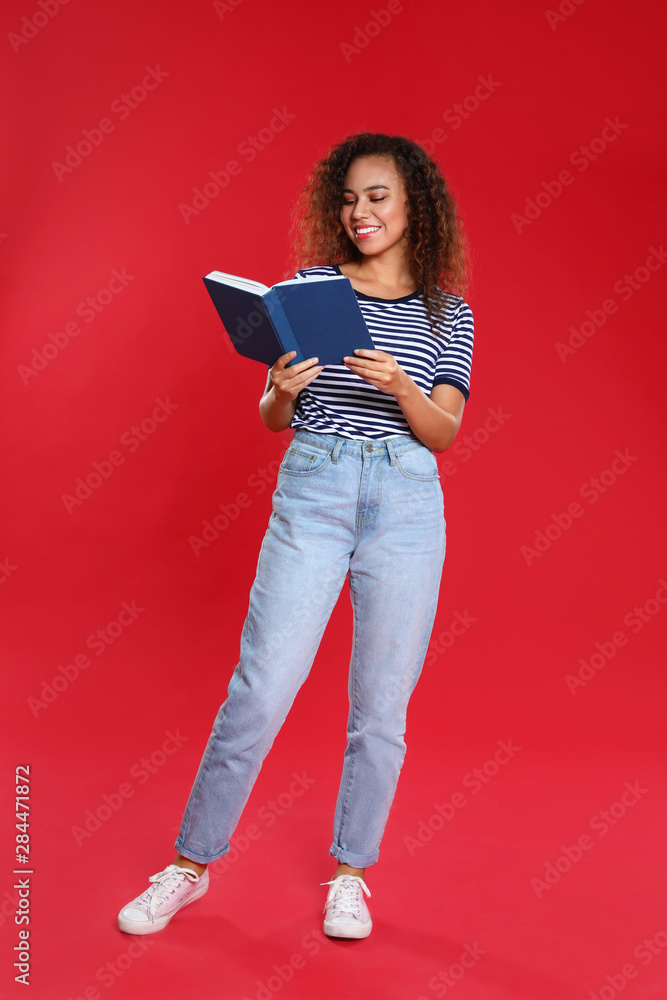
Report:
288,132,471,332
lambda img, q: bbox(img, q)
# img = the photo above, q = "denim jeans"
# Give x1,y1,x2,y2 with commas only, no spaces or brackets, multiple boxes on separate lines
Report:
175,428,446,868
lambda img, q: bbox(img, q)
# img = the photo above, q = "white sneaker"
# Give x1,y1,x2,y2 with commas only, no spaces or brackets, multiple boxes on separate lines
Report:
321,874,372,939
118,864,209,935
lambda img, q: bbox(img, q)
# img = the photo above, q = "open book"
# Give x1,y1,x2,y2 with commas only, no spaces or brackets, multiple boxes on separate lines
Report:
202,270,375,366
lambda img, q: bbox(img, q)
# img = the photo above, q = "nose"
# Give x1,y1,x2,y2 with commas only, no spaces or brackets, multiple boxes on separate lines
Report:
351,199,369,220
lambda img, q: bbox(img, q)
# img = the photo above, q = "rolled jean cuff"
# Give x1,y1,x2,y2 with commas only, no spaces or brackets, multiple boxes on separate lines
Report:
174,838,229,866
329,840,380,868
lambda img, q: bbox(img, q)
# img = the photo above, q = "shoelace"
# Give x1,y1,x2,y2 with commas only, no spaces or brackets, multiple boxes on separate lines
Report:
138,865,199,920
320,875,371,917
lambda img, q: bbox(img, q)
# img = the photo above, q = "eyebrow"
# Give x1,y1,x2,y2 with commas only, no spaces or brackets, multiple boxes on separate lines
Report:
342,184,390,194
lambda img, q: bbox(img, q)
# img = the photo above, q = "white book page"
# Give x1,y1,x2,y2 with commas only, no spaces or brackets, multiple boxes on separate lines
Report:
274,276,346,288
205,270,269,294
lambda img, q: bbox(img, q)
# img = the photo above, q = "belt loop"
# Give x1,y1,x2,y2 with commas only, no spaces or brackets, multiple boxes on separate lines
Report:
331,438,344,464
385,439,397,466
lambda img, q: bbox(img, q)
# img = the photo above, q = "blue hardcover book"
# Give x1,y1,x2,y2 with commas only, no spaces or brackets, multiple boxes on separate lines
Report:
202,270,375,366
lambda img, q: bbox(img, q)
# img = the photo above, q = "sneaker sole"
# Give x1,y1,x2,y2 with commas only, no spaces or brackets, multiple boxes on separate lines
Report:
323,917,372,939
118,881,209,935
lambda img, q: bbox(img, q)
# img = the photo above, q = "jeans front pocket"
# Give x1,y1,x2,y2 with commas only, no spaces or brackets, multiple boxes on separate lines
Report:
395,446,440,482
279,444,332,477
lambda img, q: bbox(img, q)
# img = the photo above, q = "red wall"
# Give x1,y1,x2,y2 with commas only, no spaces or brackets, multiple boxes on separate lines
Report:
2,0,666,847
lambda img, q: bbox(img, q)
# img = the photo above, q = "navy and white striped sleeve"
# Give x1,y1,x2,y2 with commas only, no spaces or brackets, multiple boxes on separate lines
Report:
433,297,474,401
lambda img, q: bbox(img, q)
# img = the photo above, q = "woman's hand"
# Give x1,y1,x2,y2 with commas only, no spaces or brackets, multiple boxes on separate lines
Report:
270,351,324,400
344,349,466,452
259,351,323,432
343,349,410,396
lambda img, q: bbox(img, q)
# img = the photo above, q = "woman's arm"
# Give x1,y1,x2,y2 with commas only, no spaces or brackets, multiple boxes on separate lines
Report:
259,351,324,432
343,349,466,452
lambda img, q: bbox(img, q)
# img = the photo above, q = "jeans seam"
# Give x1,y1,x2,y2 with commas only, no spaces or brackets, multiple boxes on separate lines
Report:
177,732,215,849
355,455,385,527
338,572,361,848
368,460,384,524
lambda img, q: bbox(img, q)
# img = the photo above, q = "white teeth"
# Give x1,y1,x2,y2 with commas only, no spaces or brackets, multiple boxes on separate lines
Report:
356,226,380,235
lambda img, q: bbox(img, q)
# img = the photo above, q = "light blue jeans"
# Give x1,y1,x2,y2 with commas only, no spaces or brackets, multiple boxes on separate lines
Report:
175,429,446,868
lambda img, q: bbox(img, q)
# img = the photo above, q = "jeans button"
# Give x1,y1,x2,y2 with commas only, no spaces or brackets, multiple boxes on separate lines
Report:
366,443,373,452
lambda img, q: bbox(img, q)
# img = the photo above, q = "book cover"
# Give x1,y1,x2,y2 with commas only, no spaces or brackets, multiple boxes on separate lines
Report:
202,271,375,366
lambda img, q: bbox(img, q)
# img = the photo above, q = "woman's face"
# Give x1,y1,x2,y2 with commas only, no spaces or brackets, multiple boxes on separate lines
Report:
340,155,410,261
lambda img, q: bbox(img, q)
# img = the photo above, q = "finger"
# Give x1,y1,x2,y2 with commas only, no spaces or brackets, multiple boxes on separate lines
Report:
278,365,324,390
345,372,385,390
289,365,324,393
282,361,323,384
271,350,297,372
273,354,319,376
352,349,388,360
344,361,391,384
354,376,388,391
290,356,321,375
299,366,325,387
343,357,384,373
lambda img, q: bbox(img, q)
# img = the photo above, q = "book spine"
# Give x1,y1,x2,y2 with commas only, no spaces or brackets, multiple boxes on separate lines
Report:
264,289,303,365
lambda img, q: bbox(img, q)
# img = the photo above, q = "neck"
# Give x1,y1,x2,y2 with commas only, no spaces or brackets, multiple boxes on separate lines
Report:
353,248,415,292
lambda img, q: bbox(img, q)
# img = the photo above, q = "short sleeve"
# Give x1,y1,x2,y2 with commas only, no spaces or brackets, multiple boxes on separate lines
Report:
432,298,474,401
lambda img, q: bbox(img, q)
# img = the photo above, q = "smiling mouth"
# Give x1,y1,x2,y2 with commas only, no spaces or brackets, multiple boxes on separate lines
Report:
354,226,380,237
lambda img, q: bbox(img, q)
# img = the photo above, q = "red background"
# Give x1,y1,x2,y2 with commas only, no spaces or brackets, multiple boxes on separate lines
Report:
1,0,666,997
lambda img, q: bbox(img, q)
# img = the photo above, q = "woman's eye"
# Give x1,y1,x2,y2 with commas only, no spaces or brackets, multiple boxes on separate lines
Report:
342,197,385,206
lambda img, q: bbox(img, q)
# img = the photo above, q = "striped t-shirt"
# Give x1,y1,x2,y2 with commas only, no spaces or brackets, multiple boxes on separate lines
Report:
288,264,474,440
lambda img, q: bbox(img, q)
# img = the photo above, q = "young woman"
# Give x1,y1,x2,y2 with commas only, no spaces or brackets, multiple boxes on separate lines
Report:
118,131,474,940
